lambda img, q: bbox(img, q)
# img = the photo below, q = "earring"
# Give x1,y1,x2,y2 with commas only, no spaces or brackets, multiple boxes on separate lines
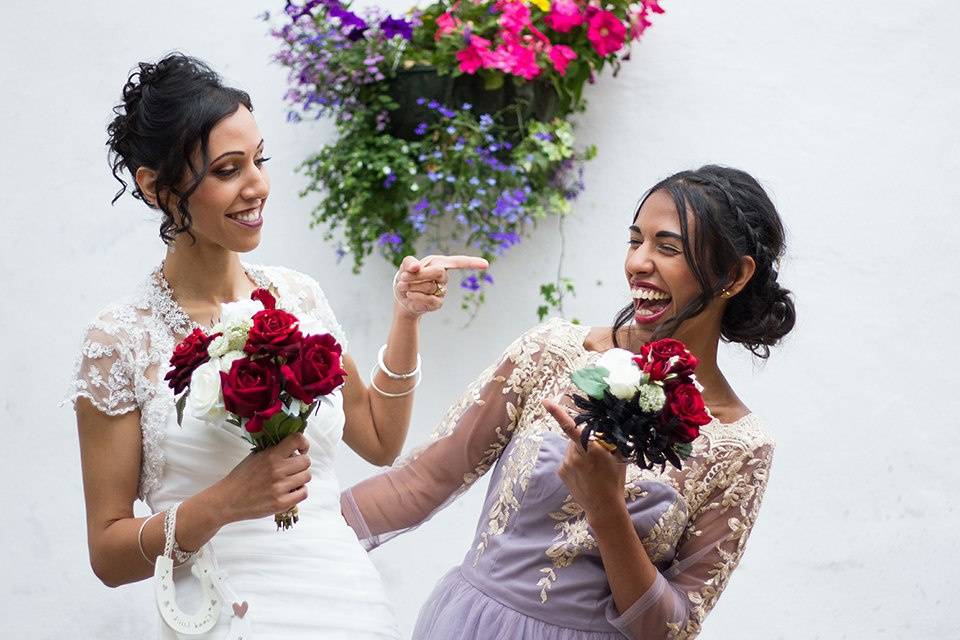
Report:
720,289,732,298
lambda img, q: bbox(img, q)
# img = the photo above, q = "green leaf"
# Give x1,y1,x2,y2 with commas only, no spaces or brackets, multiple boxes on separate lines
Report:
571,366,610,400
175,392,188,426
674,442,694,459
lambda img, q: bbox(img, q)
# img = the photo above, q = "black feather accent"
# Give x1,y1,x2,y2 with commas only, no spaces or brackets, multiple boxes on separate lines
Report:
571,391,686,471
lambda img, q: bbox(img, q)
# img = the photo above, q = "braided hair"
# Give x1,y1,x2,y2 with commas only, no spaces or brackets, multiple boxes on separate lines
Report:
106,53,253,244
612,165,796,358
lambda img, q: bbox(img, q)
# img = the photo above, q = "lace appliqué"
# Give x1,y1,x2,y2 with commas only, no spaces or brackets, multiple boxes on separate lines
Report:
67,264,342,501
535,467,688,604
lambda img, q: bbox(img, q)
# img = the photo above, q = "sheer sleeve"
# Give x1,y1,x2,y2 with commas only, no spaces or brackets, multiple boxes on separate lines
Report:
341,324,553,550
65,308,138,416
606,440,775,640
266,265,348,351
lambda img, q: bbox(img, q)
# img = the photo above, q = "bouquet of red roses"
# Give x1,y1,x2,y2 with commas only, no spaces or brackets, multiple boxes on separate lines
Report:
165,288,347,529
569,339,711,470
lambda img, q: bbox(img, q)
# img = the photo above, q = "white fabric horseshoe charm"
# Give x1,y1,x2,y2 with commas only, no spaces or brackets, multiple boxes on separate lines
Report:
154,550,221,634
153,504,254,638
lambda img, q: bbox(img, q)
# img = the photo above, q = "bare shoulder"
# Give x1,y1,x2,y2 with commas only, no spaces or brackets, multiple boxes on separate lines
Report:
583,326,614,352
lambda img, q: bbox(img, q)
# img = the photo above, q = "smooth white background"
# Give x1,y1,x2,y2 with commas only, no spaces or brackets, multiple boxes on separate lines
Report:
2,1,957,638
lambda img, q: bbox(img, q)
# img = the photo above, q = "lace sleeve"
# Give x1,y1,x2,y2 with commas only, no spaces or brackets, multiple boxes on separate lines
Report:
66,309,138,416
266,265,348,352
341,323,556,550
606,440,775,640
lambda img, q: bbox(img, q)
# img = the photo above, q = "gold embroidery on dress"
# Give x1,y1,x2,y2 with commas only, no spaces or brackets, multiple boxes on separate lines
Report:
417,318,773,633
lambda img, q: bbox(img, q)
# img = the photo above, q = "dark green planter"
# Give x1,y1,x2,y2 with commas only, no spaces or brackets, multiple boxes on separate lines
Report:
387,66,559,141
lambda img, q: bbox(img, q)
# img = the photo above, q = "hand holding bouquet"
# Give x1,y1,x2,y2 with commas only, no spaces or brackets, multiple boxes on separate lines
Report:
569,339,711,471
165,288,347,529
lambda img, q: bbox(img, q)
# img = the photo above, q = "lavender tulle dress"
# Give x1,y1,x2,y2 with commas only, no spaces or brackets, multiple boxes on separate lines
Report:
342,319,774,640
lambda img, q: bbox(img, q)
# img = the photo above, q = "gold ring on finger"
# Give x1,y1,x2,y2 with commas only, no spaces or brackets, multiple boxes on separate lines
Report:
594,438,618,453
432,282,447,298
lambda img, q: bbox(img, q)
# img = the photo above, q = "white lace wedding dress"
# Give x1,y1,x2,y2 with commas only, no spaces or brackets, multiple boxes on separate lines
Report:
67,263,401,639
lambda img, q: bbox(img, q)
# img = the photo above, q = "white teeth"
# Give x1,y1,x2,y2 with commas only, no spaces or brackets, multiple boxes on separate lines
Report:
632,287,670,301
231,210,260,223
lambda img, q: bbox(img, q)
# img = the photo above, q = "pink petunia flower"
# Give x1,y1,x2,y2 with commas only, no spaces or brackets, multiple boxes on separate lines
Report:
435,11,462,40
645,0,666,14
548,45,577,76
498,0,532,35
456,35,493,74
545,0,584,33
509,43,542,79
587,10,626,56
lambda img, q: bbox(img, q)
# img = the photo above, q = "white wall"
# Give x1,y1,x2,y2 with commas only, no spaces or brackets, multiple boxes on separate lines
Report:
2,1,957,637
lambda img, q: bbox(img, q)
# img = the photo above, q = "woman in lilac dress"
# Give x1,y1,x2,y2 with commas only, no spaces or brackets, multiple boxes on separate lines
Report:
341,166,796,639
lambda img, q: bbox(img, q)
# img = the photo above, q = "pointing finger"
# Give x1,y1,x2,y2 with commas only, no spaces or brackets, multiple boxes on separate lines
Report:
542,399,581,443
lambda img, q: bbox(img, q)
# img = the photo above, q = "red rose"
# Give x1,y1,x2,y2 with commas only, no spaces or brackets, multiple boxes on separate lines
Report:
165,328,219,394
250,288,276,310
244,309,303,358
220,357,283,432
662,383,712,443
634,338,699,383
280,333,347,404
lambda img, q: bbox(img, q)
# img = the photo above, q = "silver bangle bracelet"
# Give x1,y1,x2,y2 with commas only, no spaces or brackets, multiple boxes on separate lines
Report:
137,511,164,566
377,344,421,380
369,362,421,397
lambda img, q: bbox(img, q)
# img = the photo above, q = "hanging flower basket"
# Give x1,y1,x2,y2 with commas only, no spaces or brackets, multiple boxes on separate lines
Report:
270,0,666,316
387,66,559,141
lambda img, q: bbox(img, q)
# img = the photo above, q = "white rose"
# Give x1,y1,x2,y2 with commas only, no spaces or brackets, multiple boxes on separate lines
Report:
597,348,643,400
219,298,264,327
186,360,226,423
218,351,245,373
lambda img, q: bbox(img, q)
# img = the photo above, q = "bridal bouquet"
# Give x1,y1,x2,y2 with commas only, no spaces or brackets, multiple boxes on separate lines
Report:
569,339,711,470
165,288,347,529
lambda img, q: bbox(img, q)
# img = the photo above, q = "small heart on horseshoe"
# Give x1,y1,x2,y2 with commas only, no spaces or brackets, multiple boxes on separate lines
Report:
232,601,249,618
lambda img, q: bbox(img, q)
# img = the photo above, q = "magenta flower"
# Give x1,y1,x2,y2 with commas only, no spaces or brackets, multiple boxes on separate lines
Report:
545,0,584,33
498,0,532,35
512,45,541,80
456,35,493,74
645,0,666,14
434,11,461,40
549,45,577,76
587,10,626,57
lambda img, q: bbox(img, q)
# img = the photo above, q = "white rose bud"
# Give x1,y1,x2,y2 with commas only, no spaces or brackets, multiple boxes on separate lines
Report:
186,360,226,423
597,348,643,400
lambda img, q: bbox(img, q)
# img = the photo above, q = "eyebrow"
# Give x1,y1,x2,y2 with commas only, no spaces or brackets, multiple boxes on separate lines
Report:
629,225,683,241
211,139,265,164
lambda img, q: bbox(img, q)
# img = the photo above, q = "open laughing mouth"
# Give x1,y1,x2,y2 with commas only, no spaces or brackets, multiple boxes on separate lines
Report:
632,286,671,324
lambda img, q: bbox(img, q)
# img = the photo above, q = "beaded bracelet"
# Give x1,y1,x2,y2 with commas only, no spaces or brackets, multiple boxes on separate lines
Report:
162,503,196,565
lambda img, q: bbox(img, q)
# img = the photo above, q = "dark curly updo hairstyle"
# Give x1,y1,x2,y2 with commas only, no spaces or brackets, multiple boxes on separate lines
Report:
613,165,796,358
106,53,253,244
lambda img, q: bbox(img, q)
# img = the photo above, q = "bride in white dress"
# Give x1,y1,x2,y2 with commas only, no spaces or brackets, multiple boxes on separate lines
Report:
68,53,486,639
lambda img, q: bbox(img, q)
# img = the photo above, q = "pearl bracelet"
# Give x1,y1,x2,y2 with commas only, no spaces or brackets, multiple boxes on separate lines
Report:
162,503,196,565
377,344,421,380
370,362,421,397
